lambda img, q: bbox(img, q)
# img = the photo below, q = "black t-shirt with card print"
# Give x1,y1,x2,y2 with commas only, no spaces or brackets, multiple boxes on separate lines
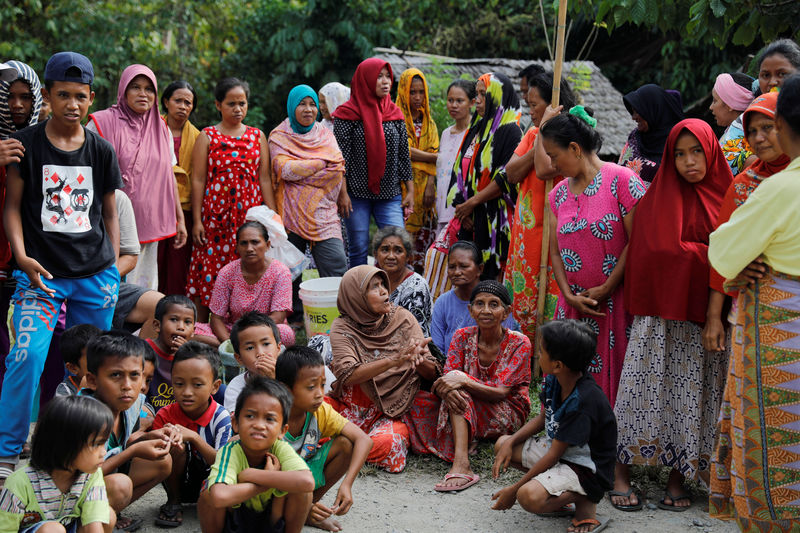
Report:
10,121,122,278
539,373,617,502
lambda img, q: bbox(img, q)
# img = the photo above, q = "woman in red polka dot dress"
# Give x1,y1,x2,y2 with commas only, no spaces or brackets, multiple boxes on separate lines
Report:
186,77,276,316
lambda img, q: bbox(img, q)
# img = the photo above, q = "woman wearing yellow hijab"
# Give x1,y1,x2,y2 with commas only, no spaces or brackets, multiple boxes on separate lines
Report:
397,68,439,271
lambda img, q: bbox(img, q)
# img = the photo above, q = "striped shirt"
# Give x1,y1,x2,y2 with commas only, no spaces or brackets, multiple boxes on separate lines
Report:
153,398,231,462
0,467,109,530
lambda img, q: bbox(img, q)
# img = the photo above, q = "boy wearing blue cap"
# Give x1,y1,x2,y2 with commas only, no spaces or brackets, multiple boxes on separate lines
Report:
0,51,122,483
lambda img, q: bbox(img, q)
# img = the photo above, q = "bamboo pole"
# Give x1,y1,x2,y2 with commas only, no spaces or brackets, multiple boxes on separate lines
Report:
533,0,568,377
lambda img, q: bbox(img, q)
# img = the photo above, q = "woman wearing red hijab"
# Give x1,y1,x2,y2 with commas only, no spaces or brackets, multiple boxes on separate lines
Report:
610,119,733,512
333,58,414,266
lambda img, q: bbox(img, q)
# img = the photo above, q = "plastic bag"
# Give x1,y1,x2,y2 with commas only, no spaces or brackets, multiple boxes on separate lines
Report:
245,206,309,280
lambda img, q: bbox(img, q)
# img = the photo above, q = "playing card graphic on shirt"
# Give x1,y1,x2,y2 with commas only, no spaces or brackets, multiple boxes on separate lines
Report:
41,164,93,233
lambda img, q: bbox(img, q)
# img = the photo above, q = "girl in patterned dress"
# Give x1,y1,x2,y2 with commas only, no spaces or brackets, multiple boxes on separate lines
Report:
612,119,732,512
542,107,644,407
186,78,276,319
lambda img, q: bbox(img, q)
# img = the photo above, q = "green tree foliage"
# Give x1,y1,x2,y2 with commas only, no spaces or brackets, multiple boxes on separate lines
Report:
225,0,407,128
0,0,238,126
570,0,800,103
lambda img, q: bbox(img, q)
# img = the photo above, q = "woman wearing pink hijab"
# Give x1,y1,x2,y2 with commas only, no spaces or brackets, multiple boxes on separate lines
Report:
89,65,186,290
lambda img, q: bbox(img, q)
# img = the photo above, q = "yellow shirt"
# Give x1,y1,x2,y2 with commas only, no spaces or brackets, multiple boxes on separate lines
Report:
709,156,800,279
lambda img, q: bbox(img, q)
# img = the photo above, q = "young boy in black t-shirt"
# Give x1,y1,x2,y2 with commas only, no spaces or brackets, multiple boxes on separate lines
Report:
491,320,616,533
0,52,122,481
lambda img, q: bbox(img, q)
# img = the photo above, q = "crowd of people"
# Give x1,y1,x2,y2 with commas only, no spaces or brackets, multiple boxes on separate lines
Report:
0,36,798,532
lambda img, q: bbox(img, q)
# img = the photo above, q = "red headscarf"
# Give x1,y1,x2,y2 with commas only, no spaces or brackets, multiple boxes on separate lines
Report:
333,58,404,194
624,119,733,323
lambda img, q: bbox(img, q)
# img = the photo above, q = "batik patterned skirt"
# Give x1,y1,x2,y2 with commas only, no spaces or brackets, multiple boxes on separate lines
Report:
710,269,800,531
614,316,728,484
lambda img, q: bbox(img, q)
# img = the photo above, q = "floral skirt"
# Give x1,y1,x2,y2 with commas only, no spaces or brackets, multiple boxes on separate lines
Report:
325,385,411,473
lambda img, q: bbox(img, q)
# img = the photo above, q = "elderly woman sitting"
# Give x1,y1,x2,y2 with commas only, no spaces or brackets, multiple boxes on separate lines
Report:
327,265,440,473
406,281,531,491
372,226,433,336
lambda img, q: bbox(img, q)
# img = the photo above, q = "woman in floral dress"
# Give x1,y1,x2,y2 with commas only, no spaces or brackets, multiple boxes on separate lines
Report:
186,77,275,316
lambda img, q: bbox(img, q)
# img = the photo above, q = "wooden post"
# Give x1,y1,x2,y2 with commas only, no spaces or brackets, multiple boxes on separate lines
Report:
533,0,568,377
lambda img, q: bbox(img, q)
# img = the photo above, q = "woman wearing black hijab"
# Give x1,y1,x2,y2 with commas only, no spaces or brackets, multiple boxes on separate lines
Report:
618,84,684,184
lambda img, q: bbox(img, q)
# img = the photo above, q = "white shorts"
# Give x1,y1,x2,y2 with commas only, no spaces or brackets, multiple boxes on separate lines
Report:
521,436,586,497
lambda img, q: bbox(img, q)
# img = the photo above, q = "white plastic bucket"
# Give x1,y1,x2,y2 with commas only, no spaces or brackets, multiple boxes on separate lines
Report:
299,277,342,337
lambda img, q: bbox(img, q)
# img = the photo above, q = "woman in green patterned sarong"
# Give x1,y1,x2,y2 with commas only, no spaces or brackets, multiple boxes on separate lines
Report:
708,74,800,532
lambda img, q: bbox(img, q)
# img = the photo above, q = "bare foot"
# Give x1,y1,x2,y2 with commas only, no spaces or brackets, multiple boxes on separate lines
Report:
307,516,343,532
307,502,342,531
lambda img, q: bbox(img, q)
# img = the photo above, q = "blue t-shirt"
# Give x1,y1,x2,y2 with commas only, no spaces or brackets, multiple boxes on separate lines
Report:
539,374,616,502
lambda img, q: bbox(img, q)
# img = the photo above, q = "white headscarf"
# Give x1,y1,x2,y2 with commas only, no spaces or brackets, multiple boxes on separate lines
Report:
0,61,42,139
319,82,350,130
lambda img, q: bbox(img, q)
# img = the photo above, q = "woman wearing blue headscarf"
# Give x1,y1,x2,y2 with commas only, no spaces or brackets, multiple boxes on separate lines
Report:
269,85,348,314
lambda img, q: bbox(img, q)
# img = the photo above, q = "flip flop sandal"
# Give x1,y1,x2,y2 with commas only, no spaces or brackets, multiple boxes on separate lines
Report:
154,503,183,528
434,472,480,492
569,517,610,533
537,503,576,517
658,490,692,512
116,515,143,532
607,488,643,511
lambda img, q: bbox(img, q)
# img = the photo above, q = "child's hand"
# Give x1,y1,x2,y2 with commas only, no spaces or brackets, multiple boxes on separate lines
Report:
255,354,276,378
310,501,335,522
170,424,197,447
491,485,517,510
17,256,55,296
333,484,354,515
152,426,184,450
135,438,171,460
492,435,513,479
263,452,281,471
169,334,188,352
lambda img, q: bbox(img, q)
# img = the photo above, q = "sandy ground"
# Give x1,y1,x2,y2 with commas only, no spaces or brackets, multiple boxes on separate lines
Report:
127,463,738,533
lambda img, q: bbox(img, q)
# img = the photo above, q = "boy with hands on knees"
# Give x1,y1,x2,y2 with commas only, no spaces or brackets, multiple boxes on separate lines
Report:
491,320,616,533
275,346,372,532
198,376,314,533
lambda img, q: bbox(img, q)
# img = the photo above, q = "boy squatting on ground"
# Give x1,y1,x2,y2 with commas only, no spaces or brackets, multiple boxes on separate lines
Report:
491,320,617,533
0,51,121,483
56,324,102,397
150,341,232,527
198,376,315,533
275,346,372,532
82,332,183,532
0,395,116,532
224,311,282,416
146,294,198,410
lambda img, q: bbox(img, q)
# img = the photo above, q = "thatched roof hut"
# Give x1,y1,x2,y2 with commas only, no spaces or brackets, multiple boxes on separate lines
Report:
374,47,632,159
